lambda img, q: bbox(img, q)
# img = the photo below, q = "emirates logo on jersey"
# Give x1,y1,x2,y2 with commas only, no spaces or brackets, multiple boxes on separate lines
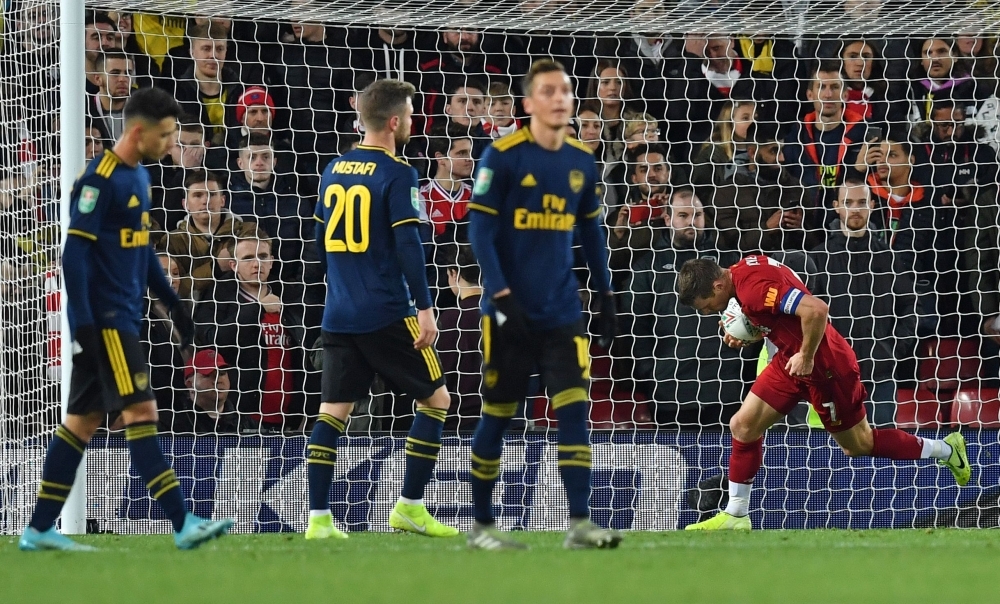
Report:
262,322,288,347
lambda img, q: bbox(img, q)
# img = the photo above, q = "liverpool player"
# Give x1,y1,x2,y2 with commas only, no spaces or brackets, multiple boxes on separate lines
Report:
678,255,970,530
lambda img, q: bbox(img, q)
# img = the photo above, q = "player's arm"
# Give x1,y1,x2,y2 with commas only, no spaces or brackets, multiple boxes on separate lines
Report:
468,148,532,338
788,292,829,377
387,168,436,349
576,163,617,347
313,186,328,277
467,147,511,298
63,175,115,368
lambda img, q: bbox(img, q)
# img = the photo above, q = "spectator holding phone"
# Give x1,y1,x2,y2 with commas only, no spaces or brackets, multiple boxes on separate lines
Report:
608,143,671,273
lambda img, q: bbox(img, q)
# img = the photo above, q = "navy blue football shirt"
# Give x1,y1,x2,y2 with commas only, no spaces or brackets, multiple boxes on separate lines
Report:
315,145,432,334
468,127,611,326
66,149,154,334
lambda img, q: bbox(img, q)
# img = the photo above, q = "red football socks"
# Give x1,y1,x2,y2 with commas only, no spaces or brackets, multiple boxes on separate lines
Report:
871,428,923,460
729,436,764,485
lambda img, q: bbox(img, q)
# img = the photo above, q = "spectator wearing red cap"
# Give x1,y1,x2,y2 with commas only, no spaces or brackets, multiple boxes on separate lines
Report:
171,349,253,434
228,86,296,188
194,235,312,434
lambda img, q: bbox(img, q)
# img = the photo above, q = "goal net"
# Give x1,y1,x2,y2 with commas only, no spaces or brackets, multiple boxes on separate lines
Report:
2,0,999,534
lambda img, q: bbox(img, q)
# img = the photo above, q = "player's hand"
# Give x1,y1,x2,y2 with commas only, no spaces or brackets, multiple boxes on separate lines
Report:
718,320,747,348
596,291,618,349
413,307,438,350
492,292,531,341
72,325,102,372
785,351,814,377
169,302,196,352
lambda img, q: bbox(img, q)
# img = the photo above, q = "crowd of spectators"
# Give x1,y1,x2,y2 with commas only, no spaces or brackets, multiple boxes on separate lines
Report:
3,5,1000,433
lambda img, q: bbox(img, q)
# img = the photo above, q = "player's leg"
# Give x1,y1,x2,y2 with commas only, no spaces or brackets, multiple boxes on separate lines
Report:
305,331,370,539
541,324,621,549
19,405,103,552
354,318,457,536
467,315,530,550
826,387,970,486
106,331,232,548
391,385,458,537
119,400,234,549
686,363,798,531
832,419,972,486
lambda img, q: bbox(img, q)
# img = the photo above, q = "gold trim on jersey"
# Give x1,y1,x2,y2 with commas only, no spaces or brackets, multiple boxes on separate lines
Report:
102,328,134,396
403,316,442,381
95,151,121,178
391,218,420,228
356,144,411,166
492,129,529,152
467,202,499,216
67,229,97,241
563,136,594,154
583,207,602,220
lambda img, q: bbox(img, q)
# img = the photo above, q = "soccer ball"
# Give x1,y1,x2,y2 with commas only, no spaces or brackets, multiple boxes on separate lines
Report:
721,298,764,343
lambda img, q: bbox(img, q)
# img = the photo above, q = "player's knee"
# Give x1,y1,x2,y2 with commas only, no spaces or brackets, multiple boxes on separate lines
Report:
320,401,354,421
417,386,450,410
840,438,874,458
121,400,158,425
729,414,751,442
64,413,102,443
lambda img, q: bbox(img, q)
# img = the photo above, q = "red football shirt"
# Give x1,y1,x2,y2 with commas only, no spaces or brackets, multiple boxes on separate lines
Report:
260,311,291,424
419,180,472,236
730,255,860,381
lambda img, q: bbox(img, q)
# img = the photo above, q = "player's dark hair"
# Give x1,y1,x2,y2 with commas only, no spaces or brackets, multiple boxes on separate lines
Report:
184,168,223,191
358,78,416,132
678,258,724,307
95,50,130,73
454,245,481,285
522,58,566,97
123,87,182,124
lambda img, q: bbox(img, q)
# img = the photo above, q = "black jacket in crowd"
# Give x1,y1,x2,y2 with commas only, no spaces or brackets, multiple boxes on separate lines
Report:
621,232,752,408
193,280,309,428
810,230,919,382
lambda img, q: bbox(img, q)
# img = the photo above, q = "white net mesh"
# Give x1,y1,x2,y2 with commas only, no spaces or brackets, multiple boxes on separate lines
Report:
2,0,1000,534
0,0,62,533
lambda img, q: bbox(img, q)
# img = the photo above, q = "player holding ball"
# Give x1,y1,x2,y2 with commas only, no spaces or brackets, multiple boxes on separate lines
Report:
679,255,971,530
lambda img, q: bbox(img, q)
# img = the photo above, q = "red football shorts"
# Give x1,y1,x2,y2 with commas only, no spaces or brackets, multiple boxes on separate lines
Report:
750,359,868,432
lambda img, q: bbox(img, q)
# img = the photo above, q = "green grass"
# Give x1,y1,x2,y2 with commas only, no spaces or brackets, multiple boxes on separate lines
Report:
1,530,996,603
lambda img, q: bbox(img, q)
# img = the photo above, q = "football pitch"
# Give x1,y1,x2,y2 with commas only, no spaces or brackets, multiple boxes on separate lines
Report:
0,530,995,603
